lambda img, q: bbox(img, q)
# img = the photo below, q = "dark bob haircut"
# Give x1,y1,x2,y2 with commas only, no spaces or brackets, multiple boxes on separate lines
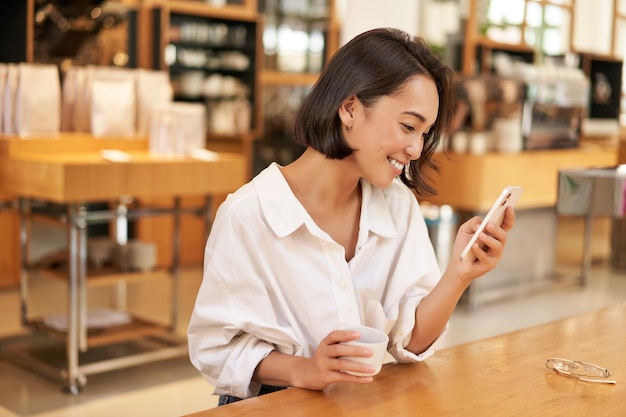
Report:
292,27,456,198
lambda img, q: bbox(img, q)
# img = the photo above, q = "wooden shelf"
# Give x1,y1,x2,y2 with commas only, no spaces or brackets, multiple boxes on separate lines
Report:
0,133,148,158
166,0,257,21
260,70,319,86
207,130,258,142
30,316,172,349
475,38,535,53
37,266,173,288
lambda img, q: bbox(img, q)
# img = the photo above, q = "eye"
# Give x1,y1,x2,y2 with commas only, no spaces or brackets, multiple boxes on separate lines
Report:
401,123,415,132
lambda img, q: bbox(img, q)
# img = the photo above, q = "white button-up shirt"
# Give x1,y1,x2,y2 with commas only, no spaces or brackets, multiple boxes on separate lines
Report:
188,163,444,399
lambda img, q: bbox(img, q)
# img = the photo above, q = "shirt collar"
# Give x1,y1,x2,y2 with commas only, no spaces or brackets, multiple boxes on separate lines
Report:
253,163,309,238
361,179,397,238
253,162,397,239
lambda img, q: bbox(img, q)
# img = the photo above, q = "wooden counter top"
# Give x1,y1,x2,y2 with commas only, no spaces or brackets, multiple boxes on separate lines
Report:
424,146,618,212
2,151,246,203
185,303,626,417
0,134,247,203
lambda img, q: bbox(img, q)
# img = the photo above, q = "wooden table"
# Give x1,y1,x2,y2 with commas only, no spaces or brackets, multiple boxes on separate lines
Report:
425,146,618,212
185,303,626,416
0,135,247,393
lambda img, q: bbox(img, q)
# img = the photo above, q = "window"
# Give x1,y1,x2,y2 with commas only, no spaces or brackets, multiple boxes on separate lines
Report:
484,0,572,57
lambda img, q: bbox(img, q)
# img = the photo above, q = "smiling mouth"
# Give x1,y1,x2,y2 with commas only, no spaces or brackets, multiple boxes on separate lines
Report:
388,157,405,173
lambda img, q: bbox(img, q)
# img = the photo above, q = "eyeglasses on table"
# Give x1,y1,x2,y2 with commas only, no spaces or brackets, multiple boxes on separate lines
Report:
546,358,616,384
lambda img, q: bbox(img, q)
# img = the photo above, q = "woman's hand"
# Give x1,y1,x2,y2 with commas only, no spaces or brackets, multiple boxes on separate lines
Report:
448,206,516,285
254,329,377,390
291,329,377,390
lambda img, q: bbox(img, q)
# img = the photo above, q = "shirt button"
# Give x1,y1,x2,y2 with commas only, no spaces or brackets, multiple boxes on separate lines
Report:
340,282,348,290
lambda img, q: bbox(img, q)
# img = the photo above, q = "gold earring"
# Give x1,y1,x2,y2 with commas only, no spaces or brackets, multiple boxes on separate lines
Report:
345,124,352,131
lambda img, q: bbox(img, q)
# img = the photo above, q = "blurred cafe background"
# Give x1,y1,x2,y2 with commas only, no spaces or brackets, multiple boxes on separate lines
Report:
0,1,625,416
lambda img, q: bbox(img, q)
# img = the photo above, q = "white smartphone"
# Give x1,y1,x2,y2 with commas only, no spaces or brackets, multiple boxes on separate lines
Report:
459,186,523,262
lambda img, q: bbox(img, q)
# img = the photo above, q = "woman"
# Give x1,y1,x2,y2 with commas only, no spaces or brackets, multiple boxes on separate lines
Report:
188,28,515,404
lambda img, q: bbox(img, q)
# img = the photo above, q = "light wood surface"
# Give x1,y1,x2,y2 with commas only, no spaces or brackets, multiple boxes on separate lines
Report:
424,146,618,212
0,134,148,157
185,302,626,417
2,151,245,203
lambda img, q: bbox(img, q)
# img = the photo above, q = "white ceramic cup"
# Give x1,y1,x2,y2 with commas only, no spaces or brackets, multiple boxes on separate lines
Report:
340,326,389,377
127,241,157,272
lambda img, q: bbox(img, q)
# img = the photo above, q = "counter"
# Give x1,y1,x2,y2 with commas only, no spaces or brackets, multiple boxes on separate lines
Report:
424,145,618,212
3,150,244,202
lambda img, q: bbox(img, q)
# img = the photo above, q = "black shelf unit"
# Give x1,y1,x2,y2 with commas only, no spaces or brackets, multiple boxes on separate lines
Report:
151,6,259,133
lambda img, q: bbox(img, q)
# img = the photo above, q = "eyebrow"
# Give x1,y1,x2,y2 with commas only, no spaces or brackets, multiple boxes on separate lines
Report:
402,111,427,123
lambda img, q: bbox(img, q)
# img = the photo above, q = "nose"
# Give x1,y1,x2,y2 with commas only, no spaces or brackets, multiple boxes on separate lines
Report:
404,137,424,160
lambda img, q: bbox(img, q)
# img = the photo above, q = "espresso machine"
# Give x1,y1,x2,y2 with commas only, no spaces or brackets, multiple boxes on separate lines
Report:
520,66,589,149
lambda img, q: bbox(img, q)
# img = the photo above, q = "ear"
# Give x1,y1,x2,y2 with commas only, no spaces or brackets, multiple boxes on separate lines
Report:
338,95,358,126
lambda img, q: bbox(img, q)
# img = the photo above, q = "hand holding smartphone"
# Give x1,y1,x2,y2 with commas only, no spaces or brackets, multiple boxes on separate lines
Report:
459,186,523,262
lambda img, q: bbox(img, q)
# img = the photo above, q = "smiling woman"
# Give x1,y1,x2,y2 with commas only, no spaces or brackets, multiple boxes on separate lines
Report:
187,27,517,406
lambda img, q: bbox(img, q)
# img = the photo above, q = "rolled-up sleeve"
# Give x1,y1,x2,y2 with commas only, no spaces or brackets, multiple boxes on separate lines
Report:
187,201,299,399
187,260,276,399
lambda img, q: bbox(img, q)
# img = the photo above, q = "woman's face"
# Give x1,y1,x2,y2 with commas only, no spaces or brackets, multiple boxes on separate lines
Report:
345,75,439,189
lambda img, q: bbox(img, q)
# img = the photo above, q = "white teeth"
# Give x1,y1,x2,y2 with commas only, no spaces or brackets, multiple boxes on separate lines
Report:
388,158,404,171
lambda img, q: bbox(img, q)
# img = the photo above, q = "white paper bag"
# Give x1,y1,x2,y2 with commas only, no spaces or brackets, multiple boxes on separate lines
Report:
91,67,137,137
149,102,205,156
16,63,61,137
91,78,136,137
136,69,173,136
